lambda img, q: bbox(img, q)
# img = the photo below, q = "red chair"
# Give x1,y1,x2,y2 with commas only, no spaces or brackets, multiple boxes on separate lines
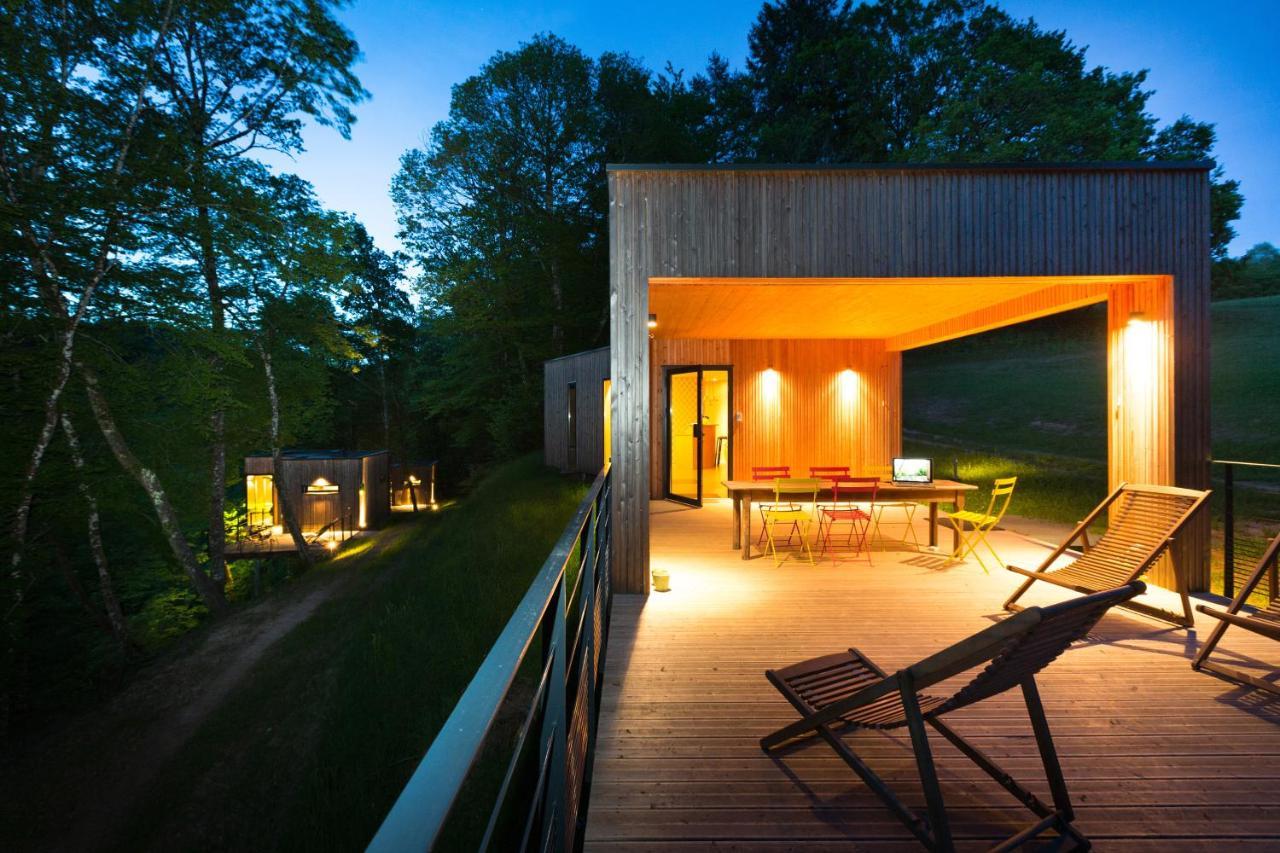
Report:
817,477,878,565
753,466,796,546
808,466,850,480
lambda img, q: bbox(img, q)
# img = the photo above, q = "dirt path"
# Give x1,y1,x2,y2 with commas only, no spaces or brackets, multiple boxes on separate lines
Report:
3,565,352,852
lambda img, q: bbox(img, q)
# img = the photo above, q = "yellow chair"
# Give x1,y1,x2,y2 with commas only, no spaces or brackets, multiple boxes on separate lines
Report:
763,478,821,567
947,476,1017,573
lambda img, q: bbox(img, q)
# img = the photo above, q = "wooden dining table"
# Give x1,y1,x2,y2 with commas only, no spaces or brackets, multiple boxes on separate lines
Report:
723,479,979,560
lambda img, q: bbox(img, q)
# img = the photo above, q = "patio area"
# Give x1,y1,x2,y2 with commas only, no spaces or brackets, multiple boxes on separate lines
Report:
584,499,1280,850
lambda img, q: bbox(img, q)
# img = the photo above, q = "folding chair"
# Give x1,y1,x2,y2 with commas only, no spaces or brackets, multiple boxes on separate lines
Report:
763,478,821,567
865,464,923,552
1192,530,1280,695
762,582,1145,852
947,477,1017,572
809,466,851,480
753,466,796,547
1004,483,1210,628
817,477,878,566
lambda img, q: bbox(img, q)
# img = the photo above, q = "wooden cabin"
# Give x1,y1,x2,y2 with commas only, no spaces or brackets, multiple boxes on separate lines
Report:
244,449,390,538
600,163,1213,595
390,460,438,510
543,346,611,475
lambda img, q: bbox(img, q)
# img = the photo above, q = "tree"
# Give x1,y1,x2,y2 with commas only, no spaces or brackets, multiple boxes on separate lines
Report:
150,0,365,586
393,35,716,461
716,0,1242,256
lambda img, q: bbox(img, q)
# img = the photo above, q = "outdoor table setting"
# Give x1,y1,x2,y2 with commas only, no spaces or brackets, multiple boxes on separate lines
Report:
722,478,978,560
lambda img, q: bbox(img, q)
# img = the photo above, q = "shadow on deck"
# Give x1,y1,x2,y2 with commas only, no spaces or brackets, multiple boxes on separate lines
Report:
585,499,1280,851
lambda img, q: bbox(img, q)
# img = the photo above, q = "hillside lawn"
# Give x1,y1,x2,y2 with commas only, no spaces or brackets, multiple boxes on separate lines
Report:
3,454,586,853
904,295,1280,598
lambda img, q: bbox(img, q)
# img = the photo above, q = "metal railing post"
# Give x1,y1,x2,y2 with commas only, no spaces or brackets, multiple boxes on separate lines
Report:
1223,463,1235,598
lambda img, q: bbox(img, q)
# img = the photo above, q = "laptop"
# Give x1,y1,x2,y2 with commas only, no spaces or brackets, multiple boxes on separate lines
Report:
891,457,934,487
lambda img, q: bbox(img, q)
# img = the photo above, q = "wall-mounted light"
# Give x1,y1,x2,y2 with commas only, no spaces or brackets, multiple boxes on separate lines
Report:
1128,310,1148,325
838,368,859,402
761,366,781,403
647,313,658,329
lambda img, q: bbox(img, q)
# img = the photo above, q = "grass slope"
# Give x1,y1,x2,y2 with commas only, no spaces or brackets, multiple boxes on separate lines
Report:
117,454,586,852
904,297,1280,596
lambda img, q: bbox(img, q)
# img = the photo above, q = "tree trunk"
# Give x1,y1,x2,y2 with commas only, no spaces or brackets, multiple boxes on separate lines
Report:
258,344,313,566
378,354,391,452
197,202,228,587
78,364,227,614
60,413,128,647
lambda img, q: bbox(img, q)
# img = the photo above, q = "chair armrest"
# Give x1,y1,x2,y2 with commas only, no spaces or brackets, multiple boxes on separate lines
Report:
1006,564,1042,579
1196,605,1280,641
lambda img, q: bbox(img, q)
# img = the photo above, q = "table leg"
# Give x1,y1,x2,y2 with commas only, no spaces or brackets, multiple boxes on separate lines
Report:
742,493,753,560
952,492,965,555
731,495,741,549
928,501,939,548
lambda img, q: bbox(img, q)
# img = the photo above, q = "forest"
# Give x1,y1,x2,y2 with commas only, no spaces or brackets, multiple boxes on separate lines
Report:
0,0,1265,735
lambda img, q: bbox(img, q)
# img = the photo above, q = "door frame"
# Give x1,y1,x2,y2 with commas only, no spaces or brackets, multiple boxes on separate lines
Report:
663,365,733,507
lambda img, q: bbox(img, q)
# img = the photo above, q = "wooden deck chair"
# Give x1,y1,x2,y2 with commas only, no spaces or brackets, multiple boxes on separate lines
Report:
762,583,1145,851
1003,483,1210,628
1192,531,1280,695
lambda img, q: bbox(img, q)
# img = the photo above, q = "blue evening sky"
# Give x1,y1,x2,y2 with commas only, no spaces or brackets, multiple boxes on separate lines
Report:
273,0,1279,256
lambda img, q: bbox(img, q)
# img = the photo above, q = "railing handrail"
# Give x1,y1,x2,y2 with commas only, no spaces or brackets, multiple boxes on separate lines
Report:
367,465,611,852
1211,459,1280,470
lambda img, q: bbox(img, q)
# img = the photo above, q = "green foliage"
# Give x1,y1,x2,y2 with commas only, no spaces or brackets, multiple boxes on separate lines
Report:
1214,243,1280,300
116,455,587,851
711,0,1242,257
393,34,717,463
130,589,210,651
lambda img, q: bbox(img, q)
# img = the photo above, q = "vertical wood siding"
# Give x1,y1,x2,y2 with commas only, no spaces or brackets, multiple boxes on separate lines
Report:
610,167,1211,594
543,347,611,475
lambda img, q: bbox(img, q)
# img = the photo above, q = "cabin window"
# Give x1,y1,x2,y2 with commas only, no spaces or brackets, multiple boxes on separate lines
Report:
567,383,577,469
246,474,274,528
306,477,340,493
602,378,612,466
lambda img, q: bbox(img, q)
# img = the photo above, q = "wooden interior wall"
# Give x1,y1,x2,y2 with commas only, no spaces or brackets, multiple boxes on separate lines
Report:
544,347,611,475
650,339,900,495
610,165,1211,595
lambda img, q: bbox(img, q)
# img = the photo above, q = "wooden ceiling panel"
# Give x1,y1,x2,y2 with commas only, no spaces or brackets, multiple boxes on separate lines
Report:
647,276,1126,343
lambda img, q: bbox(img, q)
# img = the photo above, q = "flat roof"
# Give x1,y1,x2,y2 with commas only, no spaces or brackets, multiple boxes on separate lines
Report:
607,160,1212,173
543,345,610,365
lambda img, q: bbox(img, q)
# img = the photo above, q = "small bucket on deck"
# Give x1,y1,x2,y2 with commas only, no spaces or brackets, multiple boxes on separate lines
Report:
651,568,670,593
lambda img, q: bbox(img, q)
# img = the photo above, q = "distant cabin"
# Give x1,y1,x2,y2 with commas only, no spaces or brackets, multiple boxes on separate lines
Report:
390,460,439,510
544,346,611,475
244,449,391,538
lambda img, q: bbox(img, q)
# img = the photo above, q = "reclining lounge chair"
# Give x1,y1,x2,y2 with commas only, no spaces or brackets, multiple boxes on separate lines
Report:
1003,483,1210,628
762,582,1145,851
1192,530,1280,695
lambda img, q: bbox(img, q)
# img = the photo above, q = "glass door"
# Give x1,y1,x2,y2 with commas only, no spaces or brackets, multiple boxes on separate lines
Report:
666,368,702,505
665,366,732,506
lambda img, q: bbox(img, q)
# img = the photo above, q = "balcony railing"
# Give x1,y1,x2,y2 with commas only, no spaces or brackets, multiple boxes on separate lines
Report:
367,465,612,852
1214,459,1280,601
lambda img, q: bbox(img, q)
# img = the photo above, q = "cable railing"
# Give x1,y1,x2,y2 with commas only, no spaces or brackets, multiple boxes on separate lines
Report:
1213,459,1280,600
367,465,612,852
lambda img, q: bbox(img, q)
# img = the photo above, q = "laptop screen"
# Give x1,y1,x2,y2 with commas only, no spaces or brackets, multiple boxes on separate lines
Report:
892,457,933,484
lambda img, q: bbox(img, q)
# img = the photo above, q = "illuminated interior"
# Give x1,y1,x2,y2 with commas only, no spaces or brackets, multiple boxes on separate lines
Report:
602,379,612,466
668,368,730,502
246,474,274,527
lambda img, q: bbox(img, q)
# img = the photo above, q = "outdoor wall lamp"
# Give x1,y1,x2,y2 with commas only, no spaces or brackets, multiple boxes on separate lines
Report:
647,313,658,329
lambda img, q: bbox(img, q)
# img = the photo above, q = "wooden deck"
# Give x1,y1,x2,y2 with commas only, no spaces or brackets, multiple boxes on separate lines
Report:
585,500,1280,851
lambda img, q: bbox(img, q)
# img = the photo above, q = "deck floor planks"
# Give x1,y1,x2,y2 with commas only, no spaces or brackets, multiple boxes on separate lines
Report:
584,500,1280,850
